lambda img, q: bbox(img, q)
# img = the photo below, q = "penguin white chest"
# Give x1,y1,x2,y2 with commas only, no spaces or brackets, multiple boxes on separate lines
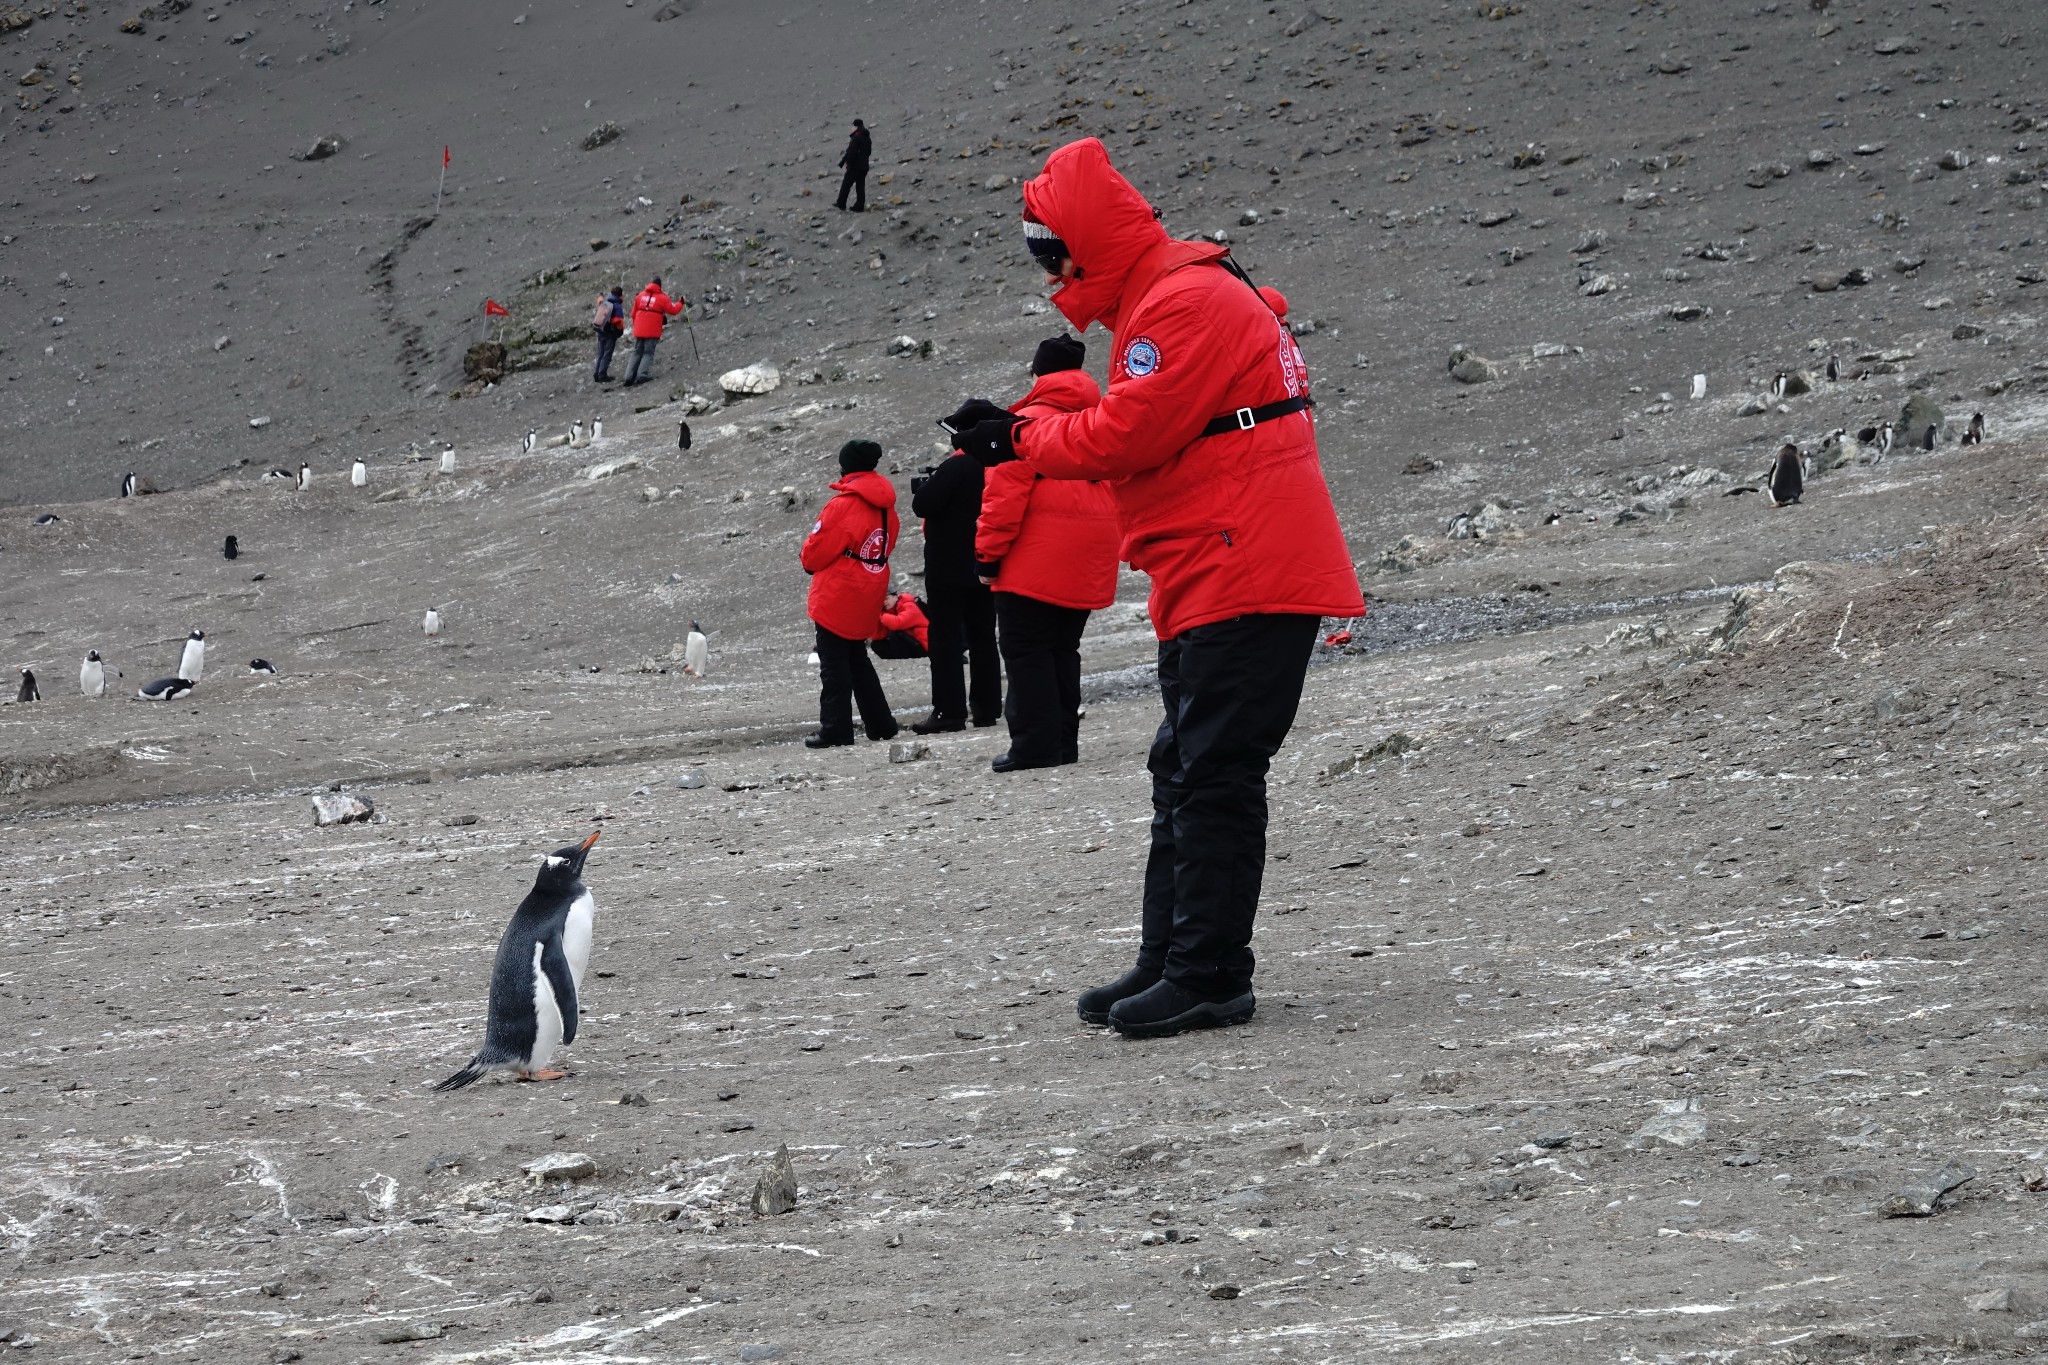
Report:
530,941,566,1067
563,889,595,988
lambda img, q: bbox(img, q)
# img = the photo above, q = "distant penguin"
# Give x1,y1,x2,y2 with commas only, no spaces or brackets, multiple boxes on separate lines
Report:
297,462,312,492
262,467,293,483
440,445,456,474
1767,443,1805,507
136,676,195,702
1920,422,1937,452
1961,411,1986,446
1690,373,1707,400
678,422,693,452
1769,372,1789,401
1826,354,1841,382
34,513,60,526
121,472,139,498
1446,512,1473,540
432,830,602,1090
1874,421,1894,458
684,622,709,678
16,668,39,703
524,429,538,454
423,608,442,638
223,535,239,561
178,629,206,685
571,420,584,444
351,459,368,488
248,657,277,675
591,418,604,441
80,649,110,698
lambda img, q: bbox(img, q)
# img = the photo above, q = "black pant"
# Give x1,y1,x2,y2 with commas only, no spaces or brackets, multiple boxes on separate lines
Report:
995,593,1089,765
925,575,1000,725
623,336,659,385
1137,614,1319,998
815,624,897,742
593,327,619,380
836,165,868,211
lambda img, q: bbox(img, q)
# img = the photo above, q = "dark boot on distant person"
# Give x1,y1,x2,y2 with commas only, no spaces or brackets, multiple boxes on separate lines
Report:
1076,967,1161,1026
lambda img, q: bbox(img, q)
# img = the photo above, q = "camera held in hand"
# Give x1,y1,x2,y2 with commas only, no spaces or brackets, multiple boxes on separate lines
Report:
909,465,938,497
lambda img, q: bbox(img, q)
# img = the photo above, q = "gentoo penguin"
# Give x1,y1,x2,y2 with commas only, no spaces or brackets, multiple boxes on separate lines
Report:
591,418,604,441
1920,422,1937,451
571,420,584,444
677,422,693,452
136,676,195,702
121,472,139,498
432,830,602,1090
79,649,114,698
423,608,442,638
1961,411,1986,446
1873,421,1894,459
350,459,368,488
34,513,59,526
1446,512,1474,540
248,658,277,674
1826,354,1841,382
296,462,311,492
178,629,206,685
15,668,39,703
1690,373,1707,400
684,622,709,678
1767,443,1805,507
223,535,239,561
1769,372,1789,401
524,429,538,454
262,467,293,483
440,445,456,474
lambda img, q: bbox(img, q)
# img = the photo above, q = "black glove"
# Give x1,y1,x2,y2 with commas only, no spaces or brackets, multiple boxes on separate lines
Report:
938,398,1011,438
960,415,1023,467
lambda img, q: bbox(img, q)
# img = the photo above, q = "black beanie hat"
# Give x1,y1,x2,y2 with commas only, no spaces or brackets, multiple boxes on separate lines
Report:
838,439,883,474
1031,333,1086,376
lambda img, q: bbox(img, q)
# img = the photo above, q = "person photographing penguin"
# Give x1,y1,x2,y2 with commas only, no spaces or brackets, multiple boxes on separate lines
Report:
622,275,686,387
949,137,1365,1040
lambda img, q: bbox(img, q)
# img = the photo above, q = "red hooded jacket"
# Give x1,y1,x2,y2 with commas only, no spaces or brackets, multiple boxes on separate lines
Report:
630,283,685,339
975,369,1121,611
878,593,930,651
801,470,899,639
1013,138,1363,639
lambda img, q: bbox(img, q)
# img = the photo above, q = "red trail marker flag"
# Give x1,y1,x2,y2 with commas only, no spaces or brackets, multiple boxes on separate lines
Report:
483,299,510,317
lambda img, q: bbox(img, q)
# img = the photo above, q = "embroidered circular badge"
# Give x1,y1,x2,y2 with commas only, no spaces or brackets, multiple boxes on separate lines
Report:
1123,337,1161,378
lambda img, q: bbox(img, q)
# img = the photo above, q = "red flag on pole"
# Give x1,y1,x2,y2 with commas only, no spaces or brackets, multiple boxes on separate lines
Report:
483,299,509,317
443,145,452,169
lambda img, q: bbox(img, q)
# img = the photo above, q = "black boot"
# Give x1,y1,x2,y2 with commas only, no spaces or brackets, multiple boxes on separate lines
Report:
911,713,965,735
1107,979,1256,1039
1076,967,1160,1026
804,732,854,749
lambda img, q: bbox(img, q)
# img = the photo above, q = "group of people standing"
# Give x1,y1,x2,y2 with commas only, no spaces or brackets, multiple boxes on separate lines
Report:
799,137,1365,1041
590,277,686,387
799,336,1120,773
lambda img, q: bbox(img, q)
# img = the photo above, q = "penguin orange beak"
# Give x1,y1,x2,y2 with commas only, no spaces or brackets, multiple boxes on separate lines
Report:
578,830,601,851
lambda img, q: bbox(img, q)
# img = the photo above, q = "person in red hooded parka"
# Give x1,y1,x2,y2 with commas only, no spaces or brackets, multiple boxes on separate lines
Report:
800,440,901,748
951,138,1365,1040
971,334,1121,772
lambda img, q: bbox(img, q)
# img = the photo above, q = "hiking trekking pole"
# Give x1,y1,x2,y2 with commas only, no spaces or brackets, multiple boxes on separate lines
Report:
682,305,702,363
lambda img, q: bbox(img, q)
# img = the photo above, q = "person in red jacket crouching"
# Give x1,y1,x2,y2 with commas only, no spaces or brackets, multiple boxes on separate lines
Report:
968,334,1120,773
800,440,901,748
951,137,1366,1040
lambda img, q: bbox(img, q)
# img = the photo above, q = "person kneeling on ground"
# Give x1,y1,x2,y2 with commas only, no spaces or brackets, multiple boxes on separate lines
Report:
967,334,1120,773
873,592,931,659
950,138,1365,1040
800,440,902,748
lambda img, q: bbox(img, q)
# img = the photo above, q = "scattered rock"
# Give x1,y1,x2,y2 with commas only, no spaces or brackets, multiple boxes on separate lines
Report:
1628,1098,1708,1149
618,1092,650,1107
1476,207,1517,228
751,1144,798,1216
739,1348,786,1364
582,456,640,481
1668,302,1706,321
886,335,934,358
1969,1287,2024,1314
442,814,480,827
248,415,272,430
719,362,781,397
522,1152,598,1181
374,1323,444,1345
296,135,343,162
676,770,707,790
310,792,374,826
1208,1284,1242,1300
888,741,930,764
523,1204,575,1223
1899,393,1944,448
1578,273,1617,297
1571,229,1609,254
1807,149,1838,169
1881,1162,1976,1217
1447,347,1497,384
581,121,623,151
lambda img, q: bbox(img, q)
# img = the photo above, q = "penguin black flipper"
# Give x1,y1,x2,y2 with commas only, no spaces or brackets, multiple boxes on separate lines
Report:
541,935,580,1047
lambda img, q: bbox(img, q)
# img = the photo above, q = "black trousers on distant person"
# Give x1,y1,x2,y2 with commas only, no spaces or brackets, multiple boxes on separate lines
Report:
995,592,1089,767
925,575,1000,726
815,624,897,743
593,327,620,380
623,336,659,385
1136,613,1320,999
836,166,868,211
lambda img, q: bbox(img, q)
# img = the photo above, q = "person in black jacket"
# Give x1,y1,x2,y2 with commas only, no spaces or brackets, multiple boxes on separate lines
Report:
836,118,872,213
909,436,1000,733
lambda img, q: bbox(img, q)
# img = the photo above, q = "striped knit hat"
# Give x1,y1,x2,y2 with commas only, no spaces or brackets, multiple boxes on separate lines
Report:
1022,210,1069,268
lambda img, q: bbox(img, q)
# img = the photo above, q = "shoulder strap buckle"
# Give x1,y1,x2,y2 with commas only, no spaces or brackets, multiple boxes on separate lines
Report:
1234,407,1256,431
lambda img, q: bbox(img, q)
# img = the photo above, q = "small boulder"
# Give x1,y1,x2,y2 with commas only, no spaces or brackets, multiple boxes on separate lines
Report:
311,792,374,826
1899,393,1943,448
297,135,343,162
1447,347,1497,384
888,741,930,764
1628,1099,1707,1149
718,362,780,397
463,342,507,384
581,121,623,151
522,1152,598,1181
751,1144,798,1216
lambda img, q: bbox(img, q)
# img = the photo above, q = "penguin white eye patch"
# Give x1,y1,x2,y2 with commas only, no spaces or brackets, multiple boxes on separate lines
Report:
543,855,567,868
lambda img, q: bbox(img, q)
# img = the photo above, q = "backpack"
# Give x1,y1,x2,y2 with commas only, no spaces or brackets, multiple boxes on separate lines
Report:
594,295,622,331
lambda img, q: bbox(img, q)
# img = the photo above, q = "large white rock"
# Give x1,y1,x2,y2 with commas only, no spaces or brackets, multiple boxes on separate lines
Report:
719,362,780,397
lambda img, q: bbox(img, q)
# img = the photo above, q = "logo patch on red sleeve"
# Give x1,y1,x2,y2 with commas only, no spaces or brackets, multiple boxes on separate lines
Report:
1122,337,1162,378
